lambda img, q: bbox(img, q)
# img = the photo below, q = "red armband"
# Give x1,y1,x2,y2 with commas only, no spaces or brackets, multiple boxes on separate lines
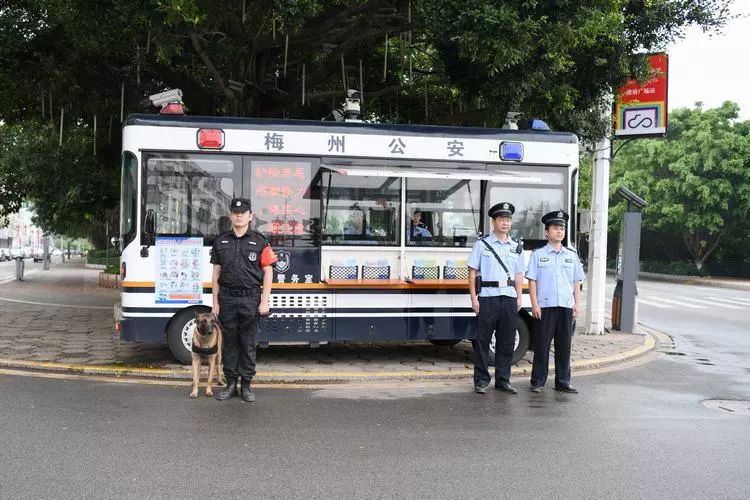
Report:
260,245,278,268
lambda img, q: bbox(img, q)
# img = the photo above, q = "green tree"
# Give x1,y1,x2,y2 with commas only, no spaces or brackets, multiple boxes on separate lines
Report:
0,0,733,241
0,121,118,247
610,102,750,271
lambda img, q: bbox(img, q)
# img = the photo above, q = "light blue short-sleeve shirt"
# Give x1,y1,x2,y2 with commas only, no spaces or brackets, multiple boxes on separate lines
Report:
525,244,585,308
467,233,525,298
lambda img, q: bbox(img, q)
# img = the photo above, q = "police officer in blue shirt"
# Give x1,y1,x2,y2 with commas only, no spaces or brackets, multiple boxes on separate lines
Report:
467,202,525,394
410,209,432,240
525,210,585,394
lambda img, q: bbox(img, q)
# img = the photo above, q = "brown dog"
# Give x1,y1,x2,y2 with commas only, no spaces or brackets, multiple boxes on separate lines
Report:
189,312,224,398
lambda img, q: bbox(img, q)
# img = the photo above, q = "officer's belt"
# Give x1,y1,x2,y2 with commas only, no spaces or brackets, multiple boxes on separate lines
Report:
480,280,515,288
220,287,256,297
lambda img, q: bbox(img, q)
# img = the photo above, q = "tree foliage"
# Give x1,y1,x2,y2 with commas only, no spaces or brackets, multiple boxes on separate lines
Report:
610,102,750,270
0,0,733,242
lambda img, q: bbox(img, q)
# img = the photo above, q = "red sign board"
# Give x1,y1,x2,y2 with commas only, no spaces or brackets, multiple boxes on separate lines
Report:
614,53,668,138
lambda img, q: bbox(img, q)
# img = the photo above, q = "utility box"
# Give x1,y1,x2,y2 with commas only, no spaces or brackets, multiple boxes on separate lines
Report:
611,188,646,333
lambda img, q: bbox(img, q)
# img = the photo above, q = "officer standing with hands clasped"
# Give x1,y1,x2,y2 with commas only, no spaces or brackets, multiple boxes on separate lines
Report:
467,202,524,394
525,210,585,394
212,198,277,402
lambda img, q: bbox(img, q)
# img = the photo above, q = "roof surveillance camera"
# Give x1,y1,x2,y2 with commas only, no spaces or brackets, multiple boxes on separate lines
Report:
502,111,523,130
616,186,648,210
343,89,362,122
149,88,183,107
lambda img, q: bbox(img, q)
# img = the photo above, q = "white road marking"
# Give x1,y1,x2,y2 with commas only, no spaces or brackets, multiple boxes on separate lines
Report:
641,296,707,309
700,297,744,309
0,297,112,310
637,298,672,309
707,296,750,306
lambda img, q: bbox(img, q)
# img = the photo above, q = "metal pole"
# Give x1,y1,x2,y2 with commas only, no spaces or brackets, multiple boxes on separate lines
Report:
585,134,611,335
620,212,642,332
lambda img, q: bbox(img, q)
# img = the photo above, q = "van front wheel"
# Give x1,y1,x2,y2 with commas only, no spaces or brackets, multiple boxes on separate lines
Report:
489,318,531,366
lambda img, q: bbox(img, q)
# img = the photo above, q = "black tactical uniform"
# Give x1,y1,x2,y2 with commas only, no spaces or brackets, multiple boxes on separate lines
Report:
212,198,276,401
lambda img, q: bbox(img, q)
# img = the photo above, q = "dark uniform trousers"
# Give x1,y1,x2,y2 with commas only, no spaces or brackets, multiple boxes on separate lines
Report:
218,289,261,381
531,306,573,388
473,295,517,387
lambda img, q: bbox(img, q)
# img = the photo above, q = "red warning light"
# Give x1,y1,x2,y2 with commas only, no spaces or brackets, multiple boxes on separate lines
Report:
197,129,225,149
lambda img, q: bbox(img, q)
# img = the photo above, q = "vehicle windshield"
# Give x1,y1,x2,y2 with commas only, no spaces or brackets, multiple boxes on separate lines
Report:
143,153,240,245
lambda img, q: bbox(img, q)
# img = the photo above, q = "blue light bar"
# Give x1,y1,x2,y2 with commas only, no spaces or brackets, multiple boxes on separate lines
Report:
529,118,550,131
500,142,524,161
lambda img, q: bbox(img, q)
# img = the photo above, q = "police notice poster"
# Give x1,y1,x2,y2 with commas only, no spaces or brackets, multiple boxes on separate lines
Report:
155,237,203,304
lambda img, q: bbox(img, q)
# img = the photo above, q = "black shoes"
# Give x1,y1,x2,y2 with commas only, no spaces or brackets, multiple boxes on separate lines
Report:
529,385,543,393
240,379,256,403
495,382,518,394
215,378,238,401
554,384,579,394
474,383,489,394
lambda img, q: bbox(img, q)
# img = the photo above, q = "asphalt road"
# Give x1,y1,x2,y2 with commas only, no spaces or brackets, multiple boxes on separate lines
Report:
2,349,748,499
606,279,750,379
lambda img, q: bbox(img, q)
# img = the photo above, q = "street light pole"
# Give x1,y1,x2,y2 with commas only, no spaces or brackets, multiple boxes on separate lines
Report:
585,132,611,335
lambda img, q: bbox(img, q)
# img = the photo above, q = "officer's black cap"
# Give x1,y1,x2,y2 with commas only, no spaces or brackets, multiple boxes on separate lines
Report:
542,210,569,227
488,202,515,219
229,197,252,213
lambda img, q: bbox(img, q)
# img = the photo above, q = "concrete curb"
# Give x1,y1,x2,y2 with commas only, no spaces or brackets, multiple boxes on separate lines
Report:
0,333,657,384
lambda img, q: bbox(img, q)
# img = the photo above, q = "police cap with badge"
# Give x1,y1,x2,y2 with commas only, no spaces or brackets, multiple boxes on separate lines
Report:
541,210,569,227
230,197,252,213
487,202,515,219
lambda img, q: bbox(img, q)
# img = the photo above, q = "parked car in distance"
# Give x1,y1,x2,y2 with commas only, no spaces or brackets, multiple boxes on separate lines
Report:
32,248,51,263
0,248,10,261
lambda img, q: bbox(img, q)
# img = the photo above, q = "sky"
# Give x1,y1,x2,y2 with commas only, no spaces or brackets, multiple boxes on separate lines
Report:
667,1,750,119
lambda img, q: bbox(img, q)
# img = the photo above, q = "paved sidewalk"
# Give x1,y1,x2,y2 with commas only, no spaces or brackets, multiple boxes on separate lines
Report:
0,260,655,383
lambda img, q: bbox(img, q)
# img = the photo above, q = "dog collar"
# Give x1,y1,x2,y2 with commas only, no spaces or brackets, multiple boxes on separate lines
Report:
191,344,218,356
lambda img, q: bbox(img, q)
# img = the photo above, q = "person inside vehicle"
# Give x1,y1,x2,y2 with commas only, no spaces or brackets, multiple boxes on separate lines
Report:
410,209,432,240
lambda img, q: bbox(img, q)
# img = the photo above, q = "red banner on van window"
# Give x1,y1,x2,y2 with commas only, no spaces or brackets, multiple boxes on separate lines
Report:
252,161,312,240
614,53,668,138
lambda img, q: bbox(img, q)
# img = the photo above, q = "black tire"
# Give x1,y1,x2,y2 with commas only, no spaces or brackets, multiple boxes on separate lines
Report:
166,306,211,365
428,339,462,347
489,316,531,365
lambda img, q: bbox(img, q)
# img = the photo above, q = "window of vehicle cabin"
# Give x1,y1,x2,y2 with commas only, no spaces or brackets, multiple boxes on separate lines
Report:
143,154,240,244
320,171,401,246
247,159,318,248
120,152,138,248
406,178,481,247
486,170,566,243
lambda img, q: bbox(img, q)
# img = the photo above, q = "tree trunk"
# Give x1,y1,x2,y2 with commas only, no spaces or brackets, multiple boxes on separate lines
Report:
684,227,727,273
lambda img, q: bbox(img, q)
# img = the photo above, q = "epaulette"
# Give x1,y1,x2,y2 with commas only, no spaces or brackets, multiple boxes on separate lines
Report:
250,229,270,244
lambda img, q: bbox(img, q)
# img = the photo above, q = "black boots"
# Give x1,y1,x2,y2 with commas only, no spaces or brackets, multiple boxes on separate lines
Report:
215,378,237,401
240,379,256,403
215,377,255,402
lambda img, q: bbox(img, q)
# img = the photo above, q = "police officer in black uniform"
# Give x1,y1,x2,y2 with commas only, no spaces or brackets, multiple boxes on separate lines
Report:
212,198,277,402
